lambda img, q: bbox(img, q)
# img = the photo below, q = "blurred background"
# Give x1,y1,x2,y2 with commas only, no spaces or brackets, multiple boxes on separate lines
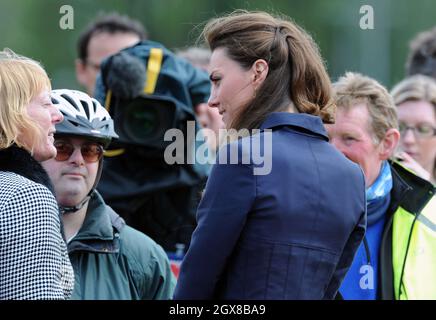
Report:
0,0,435,90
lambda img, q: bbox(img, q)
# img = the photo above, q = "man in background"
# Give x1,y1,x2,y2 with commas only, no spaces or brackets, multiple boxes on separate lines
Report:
76,12,147,96
327,72,436,300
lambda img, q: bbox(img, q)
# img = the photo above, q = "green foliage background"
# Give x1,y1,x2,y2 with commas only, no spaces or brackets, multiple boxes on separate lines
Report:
1,0,435,91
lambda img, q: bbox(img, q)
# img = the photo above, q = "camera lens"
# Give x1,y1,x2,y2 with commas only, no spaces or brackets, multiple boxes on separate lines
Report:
127,102,159,139
120,96,177,148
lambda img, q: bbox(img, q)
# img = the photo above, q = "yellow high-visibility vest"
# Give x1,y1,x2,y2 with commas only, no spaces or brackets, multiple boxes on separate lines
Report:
392,169,436,299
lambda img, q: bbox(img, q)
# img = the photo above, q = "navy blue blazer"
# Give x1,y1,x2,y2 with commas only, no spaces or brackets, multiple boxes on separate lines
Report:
174,112,366,300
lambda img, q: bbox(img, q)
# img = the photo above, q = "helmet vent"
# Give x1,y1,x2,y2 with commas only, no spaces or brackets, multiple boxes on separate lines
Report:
70,120,80,127
92,100,98,114
61,94,79,111
81,100,90,119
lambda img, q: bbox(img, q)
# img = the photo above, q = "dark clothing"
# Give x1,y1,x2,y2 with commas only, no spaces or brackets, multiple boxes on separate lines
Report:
174,112,366,300
96,40,211,253
68,191,176,300
0,145,56,195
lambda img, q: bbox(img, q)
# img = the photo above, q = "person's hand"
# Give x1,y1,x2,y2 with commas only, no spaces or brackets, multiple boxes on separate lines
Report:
395,151,431,181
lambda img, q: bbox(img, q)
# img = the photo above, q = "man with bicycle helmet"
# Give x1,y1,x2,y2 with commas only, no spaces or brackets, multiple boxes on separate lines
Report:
42,89,175,299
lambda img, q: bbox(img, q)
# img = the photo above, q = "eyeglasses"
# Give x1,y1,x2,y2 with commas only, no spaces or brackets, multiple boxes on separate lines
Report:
54,140,104,163
399,122,436,139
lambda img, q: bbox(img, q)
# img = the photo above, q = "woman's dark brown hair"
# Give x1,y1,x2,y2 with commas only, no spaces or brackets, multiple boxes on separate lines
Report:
202,10,335,131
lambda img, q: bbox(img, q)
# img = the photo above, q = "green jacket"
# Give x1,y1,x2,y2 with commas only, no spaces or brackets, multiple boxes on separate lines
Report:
67,191,176,300
379,161,436,299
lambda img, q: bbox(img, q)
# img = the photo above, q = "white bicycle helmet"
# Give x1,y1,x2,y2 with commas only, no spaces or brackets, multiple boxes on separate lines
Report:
51,89,118,148
50,89,119,214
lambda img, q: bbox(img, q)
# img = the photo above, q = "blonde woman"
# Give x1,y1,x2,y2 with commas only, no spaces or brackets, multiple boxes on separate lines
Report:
391,74,436,184
0,49,74,299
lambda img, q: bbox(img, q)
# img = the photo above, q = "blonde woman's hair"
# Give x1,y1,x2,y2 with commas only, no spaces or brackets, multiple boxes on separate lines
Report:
333,72,398,144
0,49,51,152
391,74,436,115
201,10,335,131
391,74,436,180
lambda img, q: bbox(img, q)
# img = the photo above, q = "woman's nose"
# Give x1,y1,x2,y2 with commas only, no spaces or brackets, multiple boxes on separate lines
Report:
401,128,417,144
208,92,218,109
51,105,64,124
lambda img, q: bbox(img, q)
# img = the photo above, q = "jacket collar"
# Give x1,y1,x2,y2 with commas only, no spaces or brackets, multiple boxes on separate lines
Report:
68,191,125,253
259,112,329,141
389,160,435,215
74,192,113,240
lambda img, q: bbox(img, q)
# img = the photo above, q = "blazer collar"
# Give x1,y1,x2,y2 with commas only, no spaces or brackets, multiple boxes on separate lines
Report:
259,112,328,140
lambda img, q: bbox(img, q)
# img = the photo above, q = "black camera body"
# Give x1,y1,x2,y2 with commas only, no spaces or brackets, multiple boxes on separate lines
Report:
94,40,211,253
110,94,178,149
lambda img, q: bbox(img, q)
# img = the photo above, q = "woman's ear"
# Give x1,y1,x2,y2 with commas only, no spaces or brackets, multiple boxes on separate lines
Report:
252,59,269,86
379,128,400,160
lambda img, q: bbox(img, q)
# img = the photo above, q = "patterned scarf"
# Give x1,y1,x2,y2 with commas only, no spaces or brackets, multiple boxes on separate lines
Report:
365,160,393,225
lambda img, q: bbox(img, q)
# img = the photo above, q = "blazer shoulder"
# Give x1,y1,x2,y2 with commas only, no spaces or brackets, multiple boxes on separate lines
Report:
1,171,53,195
0,171,58,215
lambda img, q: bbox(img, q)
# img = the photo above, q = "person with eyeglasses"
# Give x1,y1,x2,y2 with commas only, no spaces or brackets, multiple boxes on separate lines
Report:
391,74,436,184
327,72,436,300
41,89,176,300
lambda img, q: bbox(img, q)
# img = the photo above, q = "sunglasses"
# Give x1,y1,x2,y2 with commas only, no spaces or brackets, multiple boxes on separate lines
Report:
54,140,104,163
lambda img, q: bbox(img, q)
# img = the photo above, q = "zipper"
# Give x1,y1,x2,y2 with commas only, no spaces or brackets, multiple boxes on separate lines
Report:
363,237,371,265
